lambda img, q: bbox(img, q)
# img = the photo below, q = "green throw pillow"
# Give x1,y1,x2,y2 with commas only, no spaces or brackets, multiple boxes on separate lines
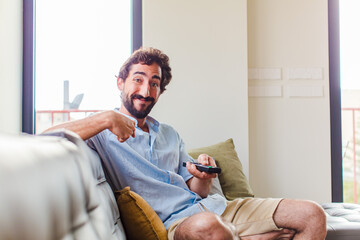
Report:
188,138,254,200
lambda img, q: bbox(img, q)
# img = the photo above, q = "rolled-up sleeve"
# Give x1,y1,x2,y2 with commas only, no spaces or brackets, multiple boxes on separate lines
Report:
178,138,194,182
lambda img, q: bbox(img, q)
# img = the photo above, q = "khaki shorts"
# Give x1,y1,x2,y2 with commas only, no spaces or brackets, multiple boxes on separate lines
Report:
167,198,282,239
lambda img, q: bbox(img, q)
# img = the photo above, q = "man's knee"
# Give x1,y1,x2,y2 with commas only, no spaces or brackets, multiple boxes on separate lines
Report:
299,200,327,238
295,200,326,225
305,200,327,227
174,212,237,240
275,199,327,237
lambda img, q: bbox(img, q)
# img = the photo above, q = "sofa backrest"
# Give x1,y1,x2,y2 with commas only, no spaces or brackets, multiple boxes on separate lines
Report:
0,130,126,240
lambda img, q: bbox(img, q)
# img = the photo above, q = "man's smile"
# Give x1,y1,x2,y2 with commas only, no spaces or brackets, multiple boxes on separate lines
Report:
131,94,155,104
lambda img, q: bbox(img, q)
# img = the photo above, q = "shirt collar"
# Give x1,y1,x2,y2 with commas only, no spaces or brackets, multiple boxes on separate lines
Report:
145,115,159,133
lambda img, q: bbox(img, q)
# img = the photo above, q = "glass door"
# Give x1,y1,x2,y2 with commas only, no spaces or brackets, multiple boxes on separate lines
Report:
340,0,360,203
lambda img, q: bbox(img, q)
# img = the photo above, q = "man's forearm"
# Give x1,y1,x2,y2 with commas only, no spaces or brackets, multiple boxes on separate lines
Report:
43,111,112,140
187,177,213,198
184,154,217,198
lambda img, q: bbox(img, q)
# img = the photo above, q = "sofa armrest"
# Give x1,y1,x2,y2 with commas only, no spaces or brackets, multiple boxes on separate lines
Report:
0,130,126,240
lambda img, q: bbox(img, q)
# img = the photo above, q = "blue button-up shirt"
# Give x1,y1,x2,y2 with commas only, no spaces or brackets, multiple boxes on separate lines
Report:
87,110,227,229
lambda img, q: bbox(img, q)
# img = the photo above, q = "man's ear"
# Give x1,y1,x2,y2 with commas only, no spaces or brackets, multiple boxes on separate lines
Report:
117,77,124,91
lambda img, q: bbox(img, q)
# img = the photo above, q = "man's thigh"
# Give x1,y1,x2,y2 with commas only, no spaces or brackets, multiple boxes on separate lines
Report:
221,198,283,236
167,198,282,239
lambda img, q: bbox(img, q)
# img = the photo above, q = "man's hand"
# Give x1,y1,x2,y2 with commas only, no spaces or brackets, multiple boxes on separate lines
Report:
186,154,217,198
107,111,136,142
186,154,217,179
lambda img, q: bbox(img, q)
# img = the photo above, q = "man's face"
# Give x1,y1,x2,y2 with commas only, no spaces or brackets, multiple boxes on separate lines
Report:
117,63,162,119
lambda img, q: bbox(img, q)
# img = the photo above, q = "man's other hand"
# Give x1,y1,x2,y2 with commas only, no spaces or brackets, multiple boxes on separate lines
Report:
186,154,217,179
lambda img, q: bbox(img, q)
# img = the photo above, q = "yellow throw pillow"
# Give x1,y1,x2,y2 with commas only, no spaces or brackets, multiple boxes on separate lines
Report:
188,138,254,200
116,187,167,240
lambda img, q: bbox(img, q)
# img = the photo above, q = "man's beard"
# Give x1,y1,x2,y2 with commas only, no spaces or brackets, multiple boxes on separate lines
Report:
122,93,156,119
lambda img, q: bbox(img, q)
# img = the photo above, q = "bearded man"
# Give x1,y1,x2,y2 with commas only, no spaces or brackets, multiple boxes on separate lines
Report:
45,47,326,240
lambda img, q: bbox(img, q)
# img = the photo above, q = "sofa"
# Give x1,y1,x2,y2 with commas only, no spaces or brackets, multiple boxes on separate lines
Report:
0,130,360,240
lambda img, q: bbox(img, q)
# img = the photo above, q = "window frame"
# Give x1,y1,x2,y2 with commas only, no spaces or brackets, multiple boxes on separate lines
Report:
328,0,343,202
22,0,34,134
22,0,142,134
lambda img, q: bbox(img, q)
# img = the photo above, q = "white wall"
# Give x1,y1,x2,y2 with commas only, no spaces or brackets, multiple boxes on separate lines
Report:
0,0,22,134
143,0,250,176
248,0,332,202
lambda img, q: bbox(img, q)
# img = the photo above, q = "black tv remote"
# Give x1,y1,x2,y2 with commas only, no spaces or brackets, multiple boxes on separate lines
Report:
182,162,221,174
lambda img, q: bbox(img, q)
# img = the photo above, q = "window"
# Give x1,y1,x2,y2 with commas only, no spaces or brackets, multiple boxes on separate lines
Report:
22,0,142,134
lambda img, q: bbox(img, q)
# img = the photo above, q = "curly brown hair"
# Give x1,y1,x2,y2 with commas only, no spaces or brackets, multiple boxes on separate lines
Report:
118,47,172,93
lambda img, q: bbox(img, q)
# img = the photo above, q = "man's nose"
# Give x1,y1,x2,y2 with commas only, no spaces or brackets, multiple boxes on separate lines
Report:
139,82,150,97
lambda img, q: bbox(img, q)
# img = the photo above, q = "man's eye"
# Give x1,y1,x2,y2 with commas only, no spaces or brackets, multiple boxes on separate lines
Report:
151,82,159,87
134,78,141,82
